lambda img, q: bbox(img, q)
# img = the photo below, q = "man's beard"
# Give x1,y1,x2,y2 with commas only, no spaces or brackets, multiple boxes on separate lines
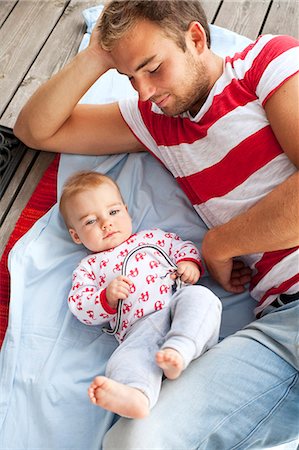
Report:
160,56,211,117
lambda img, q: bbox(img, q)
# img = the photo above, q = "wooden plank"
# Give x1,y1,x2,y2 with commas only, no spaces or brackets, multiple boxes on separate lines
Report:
201,1,222,22
0,149,36,224
0,0,17,27
1,0,96,128
214,0,271,39
262,0,299,38
0,0,69,117
0,151,55,256
0,0,17,28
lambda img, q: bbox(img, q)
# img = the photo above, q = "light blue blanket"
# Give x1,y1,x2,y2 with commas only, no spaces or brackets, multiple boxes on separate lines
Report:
0,6,266,449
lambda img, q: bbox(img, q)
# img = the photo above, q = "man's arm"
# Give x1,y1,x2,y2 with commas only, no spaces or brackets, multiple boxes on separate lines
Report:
14,33,143,155
201,73,299,293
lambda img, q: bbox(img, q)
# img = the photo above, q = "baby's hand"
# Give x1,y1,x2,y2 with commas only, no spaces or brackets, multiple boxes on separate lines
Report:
174,261,201,285
106,276,132,309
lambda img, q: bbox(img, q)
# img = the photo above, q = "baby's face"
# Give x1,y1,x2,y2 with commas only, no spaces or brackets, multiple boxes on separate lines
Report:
67,182,132,252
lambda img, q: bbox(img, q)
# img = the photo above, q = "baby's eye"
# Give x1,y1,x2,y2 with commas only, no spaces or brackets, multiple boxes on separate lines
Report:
86,219,96,225
110,209,119,216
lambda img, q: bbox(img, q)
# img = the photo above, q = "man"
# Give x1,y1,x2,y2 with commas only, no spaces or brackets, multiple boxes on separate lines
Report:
14,1,298,448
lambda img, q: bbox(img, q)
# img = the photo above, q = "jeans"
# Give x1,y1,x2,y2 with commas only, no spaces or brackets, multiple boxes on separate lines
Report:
103,300,299,450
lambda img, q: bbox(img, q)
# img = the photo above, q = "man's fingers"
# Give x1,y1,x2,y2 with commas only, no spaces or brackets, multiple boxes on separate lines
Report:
231,267,252,280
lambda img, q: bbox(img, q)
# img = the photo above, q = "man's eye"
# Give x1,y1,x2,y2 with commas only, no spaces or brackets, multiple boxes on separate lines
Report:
149,64,161,74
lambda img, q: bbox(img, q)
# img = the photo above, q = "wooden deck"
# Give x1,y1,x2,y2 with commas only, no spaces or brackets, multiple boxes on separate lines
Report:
0,0,298,258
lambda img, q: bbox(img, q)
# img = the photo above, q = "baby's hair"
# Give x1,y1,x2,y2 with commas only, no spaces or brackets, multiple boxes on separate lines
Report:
59,171,123,228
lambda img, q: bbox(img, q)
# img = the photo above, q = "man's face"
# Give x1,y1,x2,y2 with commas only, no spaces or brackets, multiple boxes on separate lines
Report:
111,20,211,116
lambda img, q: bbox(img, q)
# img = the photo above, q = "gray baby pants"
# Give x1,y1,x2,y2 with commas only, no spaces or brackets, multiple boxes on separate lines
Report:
105,285,222,408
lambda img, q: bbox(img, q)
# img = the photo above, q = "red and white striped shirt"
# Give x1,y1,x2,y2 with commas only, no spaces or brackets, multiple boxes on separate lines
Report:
119,35,299,314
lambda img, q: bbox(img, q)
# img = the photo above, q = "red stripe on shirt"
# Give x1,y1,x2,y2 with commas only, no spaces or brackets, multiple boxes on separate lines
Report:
198,37,299,133
227,35,297,76
191,79,257,141
243,35,298,92
256,273,299,307
138,81,257,148
225,39,257,64
138,100,208,146
250,247,299,290
175,127,282,205
139,81,257,146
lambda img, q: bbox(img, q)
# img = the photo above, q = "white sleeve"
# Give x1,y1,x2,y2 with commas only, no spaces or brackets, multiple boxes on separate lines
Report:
68,261,116,326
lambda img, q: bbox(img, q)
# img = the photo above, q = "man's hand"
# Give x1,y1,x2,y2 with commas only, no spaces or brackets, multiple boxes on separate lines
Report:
106,276,132,309
171,261,201,285
204,255,251,293
87,15,115,72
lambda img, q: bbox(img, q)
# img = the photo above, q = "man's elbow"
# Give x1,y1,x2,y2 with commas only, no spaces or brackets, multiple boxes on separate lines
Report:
13,115,42,149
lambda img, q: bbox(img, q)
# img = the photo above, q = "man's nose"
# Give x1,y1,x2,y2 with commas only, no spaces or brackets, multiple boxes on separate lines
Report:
135,78,156,102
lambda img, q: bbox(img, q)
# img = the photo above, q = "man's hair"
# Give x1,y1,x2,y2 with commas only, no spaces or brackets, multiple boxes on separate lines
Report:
59,171,123,228
99,0,210,51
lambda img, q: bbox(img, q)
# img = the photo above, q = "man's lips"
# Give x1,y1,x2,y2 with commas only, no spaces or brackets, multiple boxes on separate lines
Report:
153,94,170,107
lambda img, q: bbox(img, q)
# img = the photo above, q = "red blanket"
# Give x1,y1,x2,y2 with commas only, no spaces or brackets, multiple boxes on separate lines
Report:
0,154,60,348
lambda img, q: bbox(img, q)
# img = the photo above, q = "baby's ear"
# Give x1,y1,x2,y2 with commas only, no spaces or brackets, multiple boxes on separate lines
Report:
69,228,82,245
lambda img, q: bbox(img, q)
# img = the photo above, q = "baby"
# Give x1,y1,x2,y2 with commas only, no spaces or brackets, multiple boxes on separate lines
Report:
59,171,222,419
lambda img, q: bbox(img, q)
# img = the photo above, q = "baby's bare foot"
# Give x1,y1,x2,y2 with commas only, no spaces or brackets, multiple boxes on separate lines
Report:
156,348,184,379
88,376,149,419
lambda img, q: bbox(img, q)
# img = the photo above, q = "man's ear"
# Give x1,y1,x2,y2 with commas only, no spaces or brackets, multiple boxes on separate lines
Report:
69,228,82,245
188,21,207,54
